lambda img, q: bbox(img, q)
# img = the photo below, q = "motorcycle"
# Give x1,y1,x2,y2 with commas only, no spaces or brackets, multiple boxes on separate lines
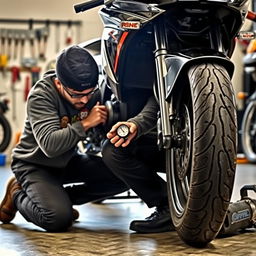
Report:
240,38,256,163
75,0,253,247
0,93,12,152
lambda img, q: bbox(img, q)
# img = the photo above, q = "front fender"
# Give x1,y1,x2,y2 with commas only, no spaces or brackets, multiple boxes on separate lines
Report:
165,55,234,100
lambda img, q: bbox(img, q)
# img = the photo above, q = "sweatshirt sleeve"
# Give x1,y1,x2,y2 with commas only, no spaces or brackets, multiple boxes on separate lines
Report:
27,88,87,158
128,95,159,138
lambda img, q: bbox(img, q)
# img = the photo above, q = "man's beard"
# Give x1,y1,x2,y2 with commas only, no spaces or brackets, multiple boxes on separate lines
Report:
73,102,86,110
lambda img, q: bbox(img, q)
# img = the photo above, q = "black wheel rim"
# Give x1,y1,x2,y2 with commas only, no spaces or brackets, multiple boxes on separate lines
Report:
167,100,193,217
243,103,256,161
0,122,5,146
0,115,11,152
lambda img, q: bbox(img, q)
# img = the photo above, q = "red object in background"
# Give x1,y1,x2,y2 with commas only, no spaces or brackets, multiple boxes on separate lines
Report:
24,75,31,101
65,21,73,45
10,66,20,121
10,66,20,83
246,10,256,22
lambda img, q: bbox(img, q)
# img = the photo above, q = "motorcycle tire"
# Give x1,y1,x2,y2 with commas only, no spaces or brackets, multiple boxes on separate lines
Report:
241,101,256,162
0,113,12,152
166,63,237,247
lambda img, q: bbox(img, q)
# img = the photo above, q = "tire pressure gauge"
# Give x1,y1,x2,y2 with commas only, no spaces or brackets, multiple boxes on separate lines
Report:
116,124,130,139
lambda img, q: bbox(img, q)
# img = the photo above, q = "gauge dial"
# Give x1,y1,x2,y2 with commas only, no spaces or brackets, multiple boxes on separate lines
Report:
116,124,130,138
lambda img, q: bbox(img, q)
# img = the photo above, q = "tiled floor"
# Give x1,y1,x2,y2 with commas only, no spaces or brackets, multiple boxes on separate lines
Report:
0,163,255,256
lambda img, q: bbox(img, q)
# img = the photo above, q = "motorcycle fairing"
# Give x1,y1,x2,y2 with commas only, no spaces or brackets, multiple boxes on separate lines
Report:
100,5,158,102
100,0,246,99
109,0,165,23
100,25,156,118
114,31,129,72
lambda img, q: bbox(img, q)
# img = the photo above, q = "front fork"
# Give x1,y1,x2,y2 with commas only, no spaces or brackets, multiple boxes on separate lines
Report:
154,21,172,149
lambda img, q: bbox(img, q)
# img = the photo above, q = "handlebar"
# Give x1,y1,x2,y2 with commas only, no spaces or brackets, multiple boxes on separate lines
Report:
74,0,104,13
240,184,256,198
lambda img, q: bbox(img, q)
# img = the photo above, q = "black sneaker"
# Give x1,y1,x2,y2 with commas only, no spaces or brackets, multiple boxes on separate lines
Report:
129,205,175,233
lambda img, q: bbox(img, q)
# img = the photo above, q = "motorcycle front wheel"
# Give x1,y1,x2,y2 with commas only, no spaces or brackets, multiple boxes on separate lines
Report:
0,113,12,152
241,101,256,162
166,63,237,247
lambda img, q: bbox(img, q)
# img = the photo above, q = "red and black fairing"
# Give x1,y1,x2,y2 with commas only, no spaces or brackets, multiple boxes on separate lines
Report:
99,0,246,102
99,4,160,98
99,2,162,118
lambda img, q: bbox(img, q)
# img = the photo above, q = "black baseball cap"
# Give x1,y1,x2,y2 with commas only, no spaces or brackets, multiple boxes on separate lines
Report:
56,45,99,91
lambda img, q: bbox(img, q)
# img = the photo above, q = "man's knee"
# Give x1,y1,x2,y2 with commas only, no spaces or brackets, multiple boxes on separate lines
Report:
102,140,115,164
40,206,73,232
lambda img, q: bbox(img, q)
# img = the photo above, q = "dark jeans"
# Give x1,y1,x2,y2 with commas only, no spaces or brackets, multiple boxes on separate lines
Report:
102,136,168,209
11,154,128,232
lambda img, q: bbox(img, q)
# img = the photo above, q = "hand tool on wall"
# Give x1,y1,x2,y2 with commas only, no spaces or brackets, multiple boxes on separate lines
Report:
0,29,6,55
24,75,31,101
31,66,41,86
76,24,81,46
28,20,35,59
10,66,20,121
13,31,19,60
35,29,42,60
0,30,2,55
20,32,26,60
0,29,8,77
65,21,73,46
6,30,13,60
0,54,8,78
29,31,36,59
39,24,49,60
21,57,37,69
55,21,60,53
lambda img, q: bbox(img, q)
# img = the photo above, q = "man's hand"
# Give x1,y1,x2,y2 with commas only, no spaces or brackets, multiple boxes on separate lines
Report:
81,102,108,130
107,121,137,147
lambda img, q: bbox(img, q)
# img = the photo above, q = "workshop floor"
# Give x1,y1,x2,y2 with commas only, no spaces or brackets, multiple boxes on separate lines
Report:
0,163,255,256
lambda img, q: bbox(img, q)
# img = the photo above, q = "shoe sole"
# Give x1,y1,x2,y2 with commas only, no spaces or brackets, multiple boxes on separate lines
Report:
130,226,173,233
129,220,175,234
0,177,17,223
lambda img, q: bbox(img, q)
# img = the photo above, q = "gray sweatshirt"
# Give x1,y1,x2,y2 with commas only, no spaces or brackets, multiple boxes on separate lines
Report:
128,95,158,138
12,70,96,168
12,70,159,169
